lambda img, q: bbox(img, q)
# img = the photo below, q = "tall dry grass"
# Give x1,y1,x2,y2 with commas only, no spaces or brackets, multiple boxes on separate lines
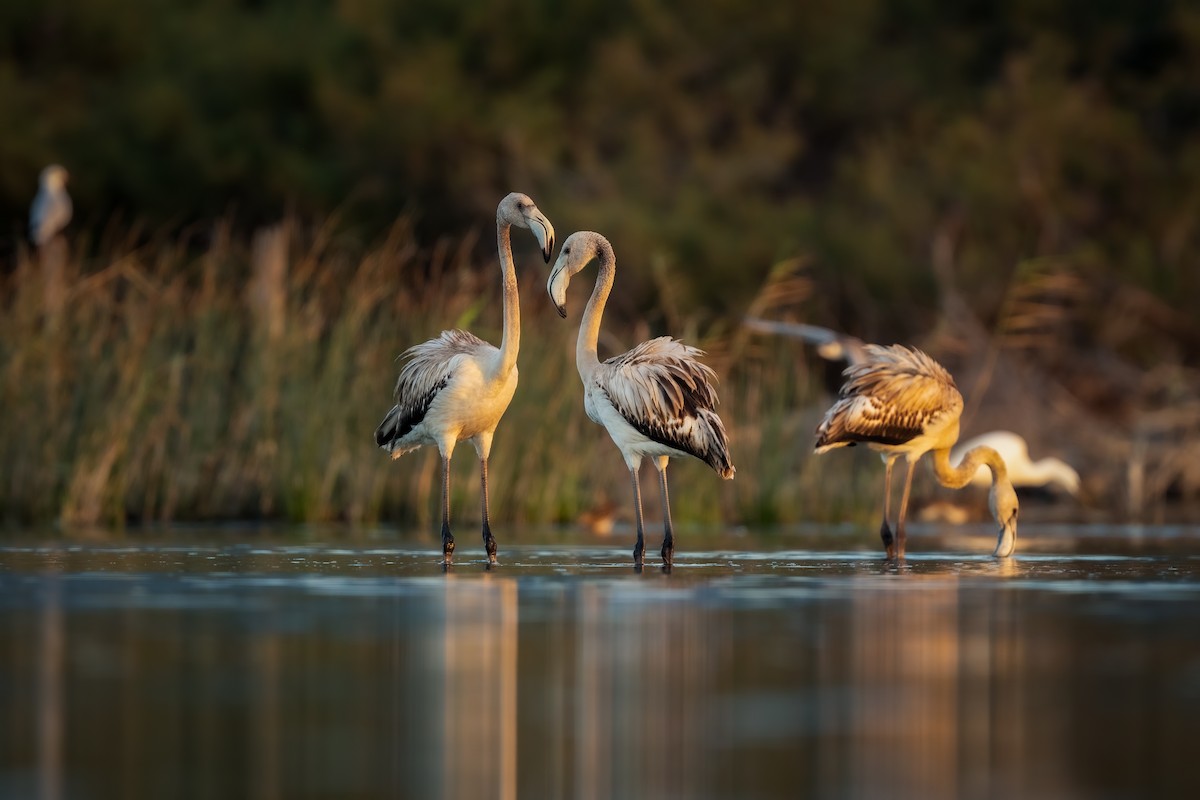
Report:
0,220,874,532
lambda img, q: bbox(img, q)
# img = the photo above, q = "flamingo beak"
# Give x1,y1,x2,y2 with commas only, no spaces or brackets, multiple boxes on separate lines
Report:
528,211,555,263
547,263,569,318
993,510,1018,558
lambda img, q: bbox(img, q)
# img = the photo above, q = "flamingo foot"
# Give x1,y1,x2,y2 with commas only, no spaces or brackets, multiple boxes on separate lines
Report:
442,524,455,566
660,539,674,569
483,526,497,565
880,519,896,559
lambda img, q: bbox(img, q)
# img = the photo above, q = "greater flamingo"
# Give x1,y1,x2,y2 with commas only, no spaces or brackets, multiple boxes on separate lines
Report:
548,231,734,568
814,344,1019,558
375,192,554,565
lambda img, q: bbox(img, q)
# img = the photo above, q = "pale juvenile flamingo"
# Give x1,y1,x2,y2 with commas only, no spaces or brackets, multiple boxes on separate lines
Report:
952,430,1080,494
375,192,554,565
30,165,72,247
548,231,735,568
814,344,1019,558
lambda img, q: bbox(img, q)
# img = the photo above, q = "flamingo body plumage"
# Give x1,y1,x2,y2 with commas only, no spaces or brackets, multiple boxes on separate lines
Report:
585,336,735,477
375,329,517,457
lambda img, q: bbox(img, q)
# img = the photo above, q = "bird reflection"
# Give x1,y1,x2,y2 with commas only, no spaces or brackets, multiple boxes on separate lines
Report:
436,578,518,800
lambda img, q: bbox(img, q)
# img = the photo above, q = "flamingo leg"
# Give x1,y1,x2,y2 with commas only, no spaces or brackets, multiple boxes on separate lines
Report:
894,458,918,559
440,455,455,565
880,456,897,558
480,457,497,564
629,467,646,568
656,458,674,568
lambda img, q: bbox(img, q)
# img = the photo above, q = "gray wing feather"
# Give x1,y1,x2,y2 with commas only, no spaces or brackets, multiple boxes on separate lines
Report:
598,337,735,477
375,329,490,449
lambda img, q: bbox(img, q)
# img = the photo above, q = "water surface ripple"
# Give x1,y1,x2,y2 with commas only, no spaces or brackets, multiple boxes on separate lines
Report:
2,531,1198,800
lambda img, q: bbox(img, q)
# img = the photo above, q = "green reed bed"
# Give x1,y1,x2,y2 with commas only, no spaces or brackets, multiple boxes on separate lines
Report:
0,220,877,532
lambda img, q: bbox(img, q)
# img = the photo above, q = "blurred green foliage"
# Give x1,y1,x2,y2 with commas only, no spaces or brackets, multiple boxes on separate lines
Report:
3,0,1199,341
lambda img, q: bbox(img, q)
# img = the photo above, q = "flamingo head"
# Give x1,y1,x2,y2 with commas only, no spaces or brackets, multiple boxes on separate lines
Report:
498,192,555,262
989,476,1019,558
547,231,611,319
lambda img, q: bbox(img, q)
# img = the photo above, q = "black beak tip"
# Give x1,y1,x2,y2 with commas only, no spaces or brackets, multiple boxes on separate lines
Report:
543,242,554,263
555,304,567,319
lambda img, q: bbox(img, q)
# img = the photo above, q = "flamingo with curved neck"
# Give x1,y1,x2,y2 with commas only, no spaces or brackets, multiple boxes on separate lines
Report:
549,231,735,569
815,343,1019,558
375,192,554,565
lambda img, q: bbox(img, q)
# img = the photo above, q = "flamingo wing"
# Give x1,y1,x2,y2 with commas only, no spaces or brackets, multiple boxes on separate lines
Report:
815,344,962,451
375,329,489,450
596,337,734,477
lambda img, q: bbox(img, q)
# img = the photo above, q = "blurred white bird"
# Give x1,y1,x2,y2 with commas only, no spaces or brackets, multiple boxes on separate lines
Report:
952,430,1081,495
29,164,72,247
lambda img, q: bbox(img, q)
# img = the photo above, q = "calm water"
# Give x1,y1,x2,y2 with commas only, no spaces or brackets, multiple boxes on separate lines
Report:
2,526,1199,800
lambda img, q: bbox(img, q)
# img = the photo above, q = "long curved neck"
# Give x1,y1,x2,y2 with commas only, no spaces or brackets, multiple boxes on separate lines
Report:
496,220,519,376
932,445,1008,490
576,240,616,377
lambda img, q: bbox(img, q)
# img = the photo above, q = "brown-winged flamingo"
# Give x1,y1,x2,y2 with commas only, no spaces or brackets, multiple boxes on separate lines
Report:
814,343,1019,559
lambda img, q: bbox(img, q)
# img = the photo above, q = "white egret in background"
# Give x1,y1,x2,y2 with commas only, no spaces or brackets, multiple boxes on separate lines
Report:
30,165,72,247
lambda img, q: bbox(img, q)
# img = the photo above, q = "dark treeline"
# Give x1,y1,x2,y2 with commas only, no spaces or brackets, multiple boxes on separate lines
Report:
3,1,1199,331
